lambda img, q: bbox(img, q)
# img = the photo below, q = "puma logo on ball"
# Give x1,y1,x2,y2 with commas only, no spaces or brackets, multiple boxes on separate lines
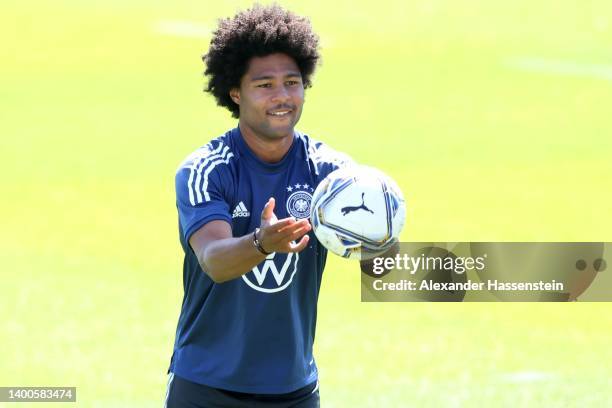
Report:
341,192,374,216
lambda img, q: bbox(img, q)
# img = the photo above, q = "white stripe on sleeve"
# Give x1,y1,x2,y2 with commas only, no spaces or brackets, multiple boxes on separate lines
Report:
186,143,224,206
193,145,230,204
201,153,234,202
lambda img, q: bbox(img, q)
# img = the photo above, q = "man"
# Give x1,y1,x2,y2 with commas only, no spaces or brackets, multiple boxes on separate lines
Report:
165,5,355,407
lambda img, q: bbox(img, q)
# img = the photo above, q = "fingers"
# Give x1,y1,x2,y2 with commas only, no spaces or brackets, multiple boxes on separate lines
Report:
288,234,310,253
262,216,307,234
282,222,311,241
261,197,275,221
277,218,308,233
273,220,310,244
267,217,296,232
258,217,312,254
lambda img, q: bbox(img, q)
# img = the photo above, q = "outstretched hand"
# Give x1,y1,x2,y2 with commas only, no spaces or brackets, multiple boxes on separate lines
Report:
258,197,311,253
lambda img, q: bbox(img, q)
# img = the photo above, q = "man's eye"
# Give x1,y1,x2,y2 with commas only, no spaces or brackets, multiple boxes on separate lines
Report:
257,83,272,88
286,80,299,86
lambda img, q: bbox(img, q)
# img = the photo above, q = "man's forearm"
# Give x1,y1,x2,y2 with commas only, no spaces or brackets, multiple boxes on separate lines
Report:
196,233,267,283
190,198,311,283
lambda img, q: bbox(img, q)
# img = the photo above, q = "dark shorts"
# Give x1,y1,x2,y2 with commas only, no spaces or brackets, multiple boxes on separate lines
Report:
164,373,320,408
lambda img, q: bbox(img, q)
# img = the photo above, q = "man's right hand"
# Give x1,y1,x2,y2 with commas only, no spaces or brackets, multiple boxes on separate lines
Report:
257,197,311,254
189,197,312,283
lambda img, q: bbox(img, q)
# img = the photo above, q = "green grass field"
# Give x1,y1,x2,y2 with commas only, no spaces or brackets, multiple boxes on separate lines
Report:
2,0,612,406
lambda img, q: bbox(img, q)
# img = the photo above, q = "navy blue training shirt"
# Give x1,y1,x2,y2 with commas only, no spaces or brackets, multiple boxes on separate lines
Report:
168,127,352,394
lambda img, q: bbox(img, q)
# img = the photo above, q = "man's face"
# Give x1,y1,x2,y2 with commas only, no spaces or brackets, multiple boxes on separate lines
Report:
231,53,305,140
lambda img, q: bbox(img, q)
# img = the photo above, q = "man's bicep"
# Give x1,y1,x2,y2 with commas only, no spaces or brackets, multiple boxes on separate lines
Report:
189,220,233,255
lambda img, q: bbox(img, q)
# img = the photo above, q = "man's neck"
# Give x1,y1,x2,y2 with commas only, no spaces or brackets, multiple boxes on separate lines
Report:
239,122,294,163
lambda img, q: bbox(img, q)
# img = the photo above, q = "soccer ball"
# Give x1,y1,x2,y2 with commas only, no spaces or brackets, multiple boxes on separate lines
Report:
310,166,406,260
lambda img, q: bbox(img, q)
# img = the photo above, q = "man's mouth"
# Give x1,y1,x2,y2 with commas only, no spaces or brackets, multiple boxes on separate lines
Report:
267,108,293,117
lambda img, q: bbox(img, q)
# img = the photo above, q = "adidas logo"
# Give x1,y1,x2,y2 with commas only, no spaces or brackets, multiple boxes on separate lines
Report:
232,201,250,218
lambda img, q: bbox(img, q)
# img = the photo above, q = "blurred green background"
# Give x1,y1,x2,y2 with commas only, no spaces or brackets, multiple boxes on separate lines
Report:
1,0,611,406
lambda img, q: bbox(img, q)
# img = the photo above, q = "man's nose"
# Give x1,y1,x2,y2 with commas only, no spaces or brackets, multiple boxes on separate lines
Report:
271,85,291,103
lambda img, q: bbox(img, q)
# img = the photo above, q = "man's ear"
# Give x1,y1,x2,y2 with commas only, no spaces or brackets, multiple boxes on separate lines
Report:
229,88,240,105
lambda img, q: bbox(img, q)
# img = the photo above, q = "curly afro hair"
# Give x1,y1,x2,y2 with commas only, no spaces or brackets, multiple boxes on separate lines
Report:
203,4,320,118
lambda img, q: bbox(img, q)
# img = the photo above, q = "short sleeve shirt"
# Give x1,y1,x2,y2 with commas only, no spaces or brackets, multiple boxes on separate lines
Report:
169,127,353,393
